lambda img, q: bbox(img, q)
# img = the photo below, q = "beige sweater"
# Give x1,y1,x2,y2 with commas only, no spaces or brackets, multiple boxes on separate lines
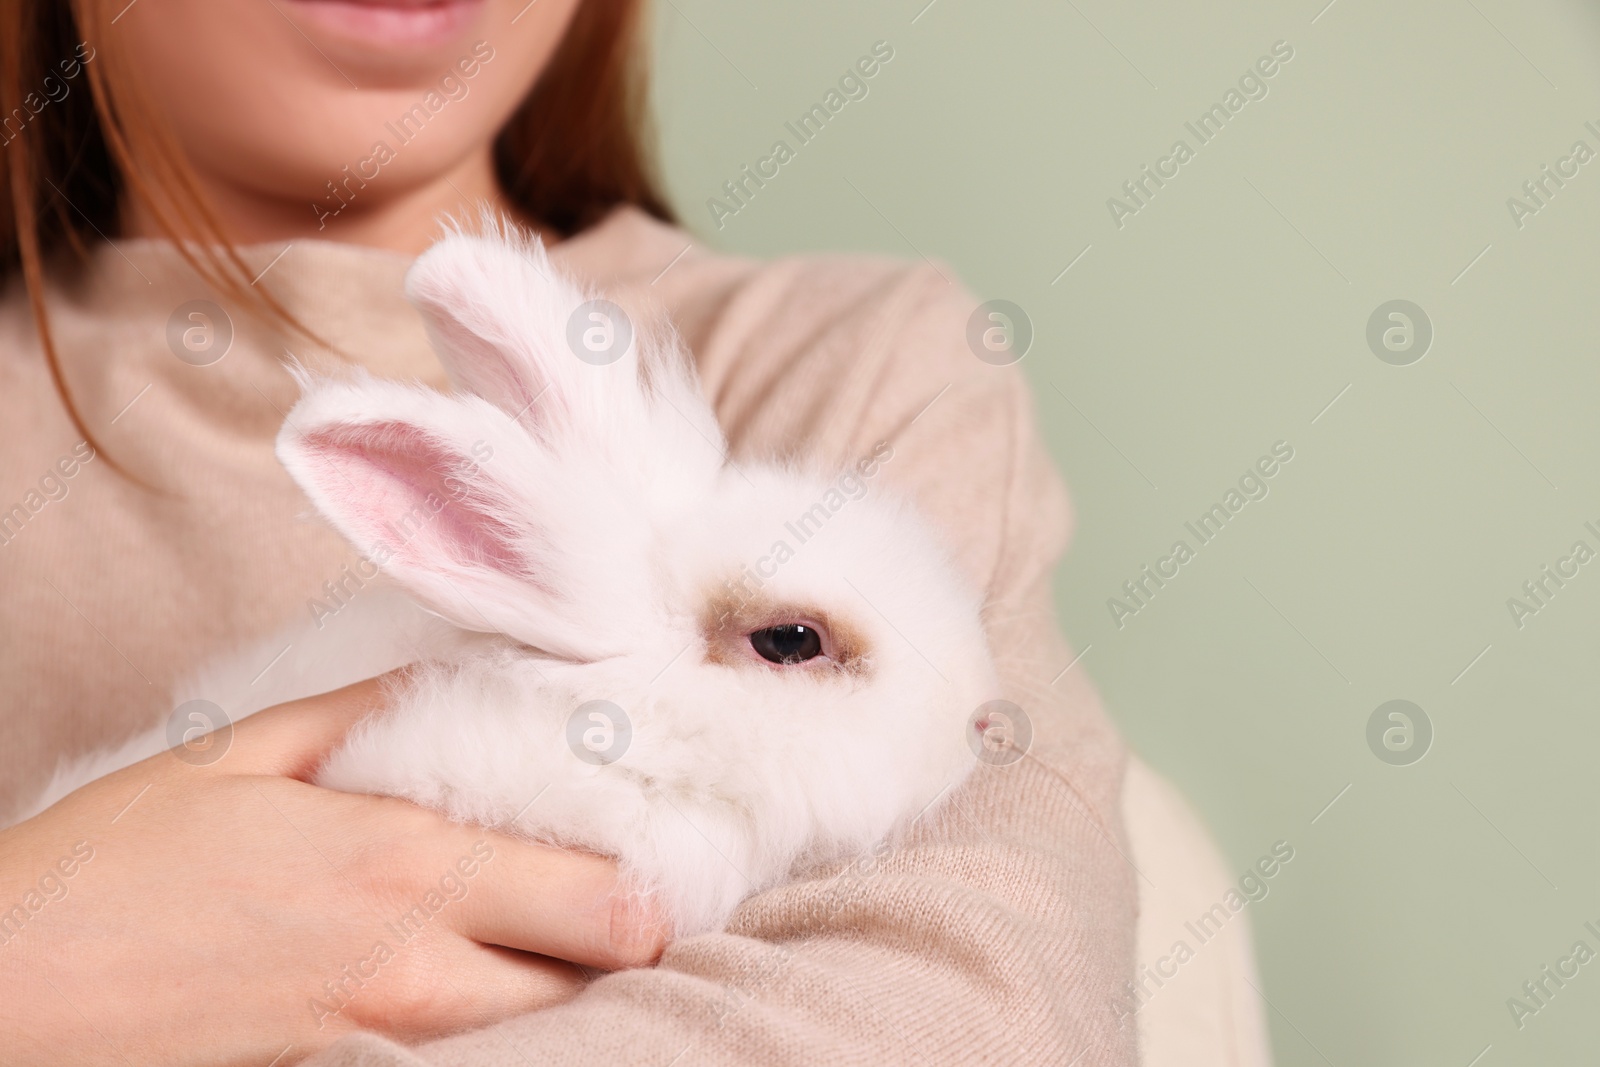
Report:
0,207,1136,1066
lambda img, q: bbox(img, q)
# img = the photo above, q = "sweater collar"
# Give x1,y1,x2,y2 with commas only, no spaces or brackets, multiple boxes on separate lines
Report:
41,206,675,492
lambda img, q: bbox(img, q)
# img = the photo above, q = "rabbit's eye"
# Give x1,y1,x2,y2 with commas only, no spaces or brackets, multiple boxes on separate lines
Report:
749,624,823,665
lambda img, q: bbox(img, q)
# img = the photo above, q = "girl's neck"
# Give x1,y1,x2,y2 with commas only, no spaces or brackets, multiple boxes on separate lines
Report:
117,146,547,255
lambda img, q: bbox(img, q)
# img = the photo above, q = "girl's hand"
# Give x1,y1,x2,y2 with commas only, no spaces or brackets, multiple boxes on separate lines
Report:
0,677,664,1067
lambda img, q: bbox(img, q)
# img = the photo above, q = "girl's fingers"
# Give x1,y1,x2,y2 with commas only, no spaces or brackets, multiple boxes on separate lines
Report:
444,943,590,1021
375,942,589,1040
164,672,670,970
212,673,400,778
440,833,668,971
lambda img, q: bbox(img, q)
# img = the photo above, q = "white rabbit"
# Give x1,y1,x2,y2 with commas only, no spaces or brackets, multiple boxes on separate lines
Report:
18,221,1001,936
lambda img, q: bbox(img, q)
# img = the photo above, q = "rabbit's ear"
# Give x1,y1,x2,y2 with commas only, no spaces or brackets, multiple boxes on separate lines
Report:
276,376,627,661
406,220,729,487
405,224,599,439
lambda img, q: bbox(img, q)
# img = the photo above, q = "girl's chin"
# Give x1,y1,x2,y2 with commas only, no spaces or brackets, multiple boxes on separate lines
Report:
281,0,488,51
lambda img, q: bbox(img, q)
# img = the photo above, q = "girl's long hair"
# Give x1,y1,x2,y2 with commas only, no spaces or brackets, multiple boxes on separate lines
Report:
0,0,674,465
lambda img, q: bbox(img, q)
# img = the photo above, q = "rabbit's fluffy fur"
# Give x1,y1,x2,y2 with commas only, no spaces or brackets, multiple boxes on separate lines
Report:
19,222,1000,936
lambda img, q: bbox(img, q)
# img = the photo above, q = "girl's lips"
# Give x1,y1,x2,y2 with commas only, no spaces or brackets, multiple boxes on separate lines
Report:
281,0,487,49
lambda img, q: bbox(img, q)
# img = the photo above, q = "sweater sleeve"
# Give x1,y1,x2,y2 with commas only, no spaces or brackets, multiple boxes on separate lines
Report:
300,261,1138,1067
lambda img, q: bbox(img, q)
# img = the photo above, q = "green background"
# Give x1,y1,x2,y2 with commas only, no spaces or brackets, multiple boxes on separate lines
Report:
650,1,1600,1063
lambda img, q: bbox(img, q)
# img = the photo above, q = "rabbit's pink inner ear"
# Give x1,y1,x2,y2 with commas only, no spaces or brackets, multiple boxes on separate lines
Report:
415,298,554,430
302,421,527,577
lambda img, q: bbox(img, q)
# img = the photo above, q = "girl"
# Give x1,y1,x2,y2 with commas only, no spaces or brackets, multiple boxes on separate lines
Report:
0,2,1144,1064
